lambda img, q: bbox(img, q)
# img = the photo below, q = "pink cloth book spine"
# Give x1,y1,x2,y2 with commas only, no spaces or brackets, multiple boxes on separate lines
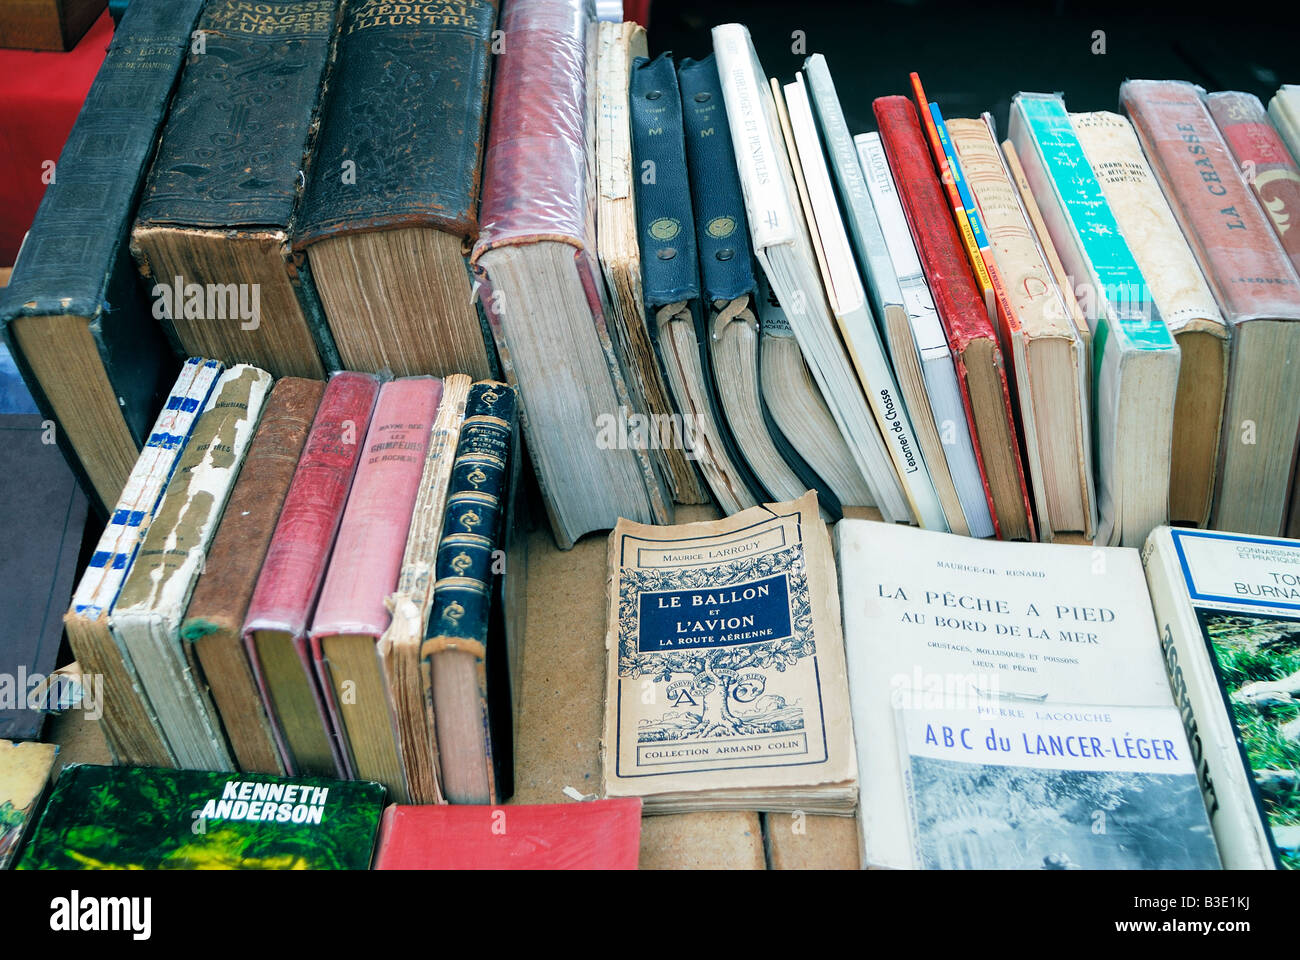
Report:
241,370,380,776
310,376,442,639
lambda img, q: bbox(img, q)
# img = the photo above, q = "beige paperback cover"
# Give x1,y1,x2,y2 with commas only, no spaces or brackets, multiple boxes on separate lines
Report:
602,492,857,814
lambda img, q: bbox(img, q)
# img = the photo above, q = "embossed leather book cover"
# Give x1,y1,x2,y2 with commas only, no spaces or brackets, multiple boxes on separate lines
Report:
181,377,325,774
132,0,345,379
0,0,206,513
244,371,379,777
873,95,1011,538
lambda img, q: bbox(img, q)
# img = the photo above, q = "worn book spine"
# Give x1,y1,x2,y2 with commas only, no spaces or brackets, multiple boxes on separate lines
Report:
64,357,222,766
0,0,207,511
112,364,274,771
1207,91,1300,278
243,371,379,774
311,378,441,638
379,373,471,803
180,376,325,774
421,381,517,803
245,372,380,638
873,95,1002,536
1121,81,1300,325
132,0,344,378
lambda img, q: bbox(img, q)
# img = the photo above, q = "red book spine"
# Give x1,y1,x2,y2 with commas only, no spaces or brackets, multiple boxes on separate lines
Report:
311,377,442,639
243,372,381,639
1121,80,1300,322
874,94,1002,535
1207,91,1300,279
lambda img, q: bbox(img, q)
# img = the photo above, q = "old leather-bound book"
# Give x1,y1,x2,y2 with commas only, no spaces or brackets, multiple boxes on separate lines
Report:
244,371,379,777
378,374,472,804
1071,110,1229,530
293,0,498,378
132,0,344,379
473,0,669,548
311,377,442,804
874,95,1027,539
111,364,274,771
0,0,205,513
180,377,325,775
422,381,519,804
64,358,223,766
1123,80,1300,537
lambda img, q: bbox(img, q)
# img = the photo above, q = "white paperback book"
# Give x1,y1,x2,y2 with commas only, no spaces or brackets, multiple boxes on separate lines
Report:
712,22,909,523
781,75,946,532
1143,526,1300,868
856,132,996,539
838,519,1221,870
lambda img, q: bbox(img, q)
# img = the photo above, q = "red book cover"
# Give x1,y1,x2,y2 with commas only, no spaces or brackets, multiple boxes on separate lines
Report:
1207,91,1300,278
243,371,380,777
310,376,441,780
874,94,1034,540
372,799,642,869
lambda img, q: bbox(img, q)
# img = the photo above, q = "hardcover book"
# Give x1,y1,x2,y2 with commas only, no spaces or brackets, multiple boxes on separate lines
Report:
378,373,471,805
0,0,206,512
856,132,995,539
311,377,441,804
111,364,274,771
0,740,57,869
1010,91,1180,549
948,115,1095,542
18,765,385,870
631,51,761,517
64,357,223,766
245,371,380,778
1268,85,1300,169
1121,80,1300,538
422,381,519,804
838,519,1220,870
680,54,825,513
602,491,858,814
595,21,706,507
0,411,87,741
131,0,344,379
873,94,1029,540
294,0,498,378
181,376,326,775
1144,526,1300,869
373,798,643,869
473,0,669,548
1070,110,1229,529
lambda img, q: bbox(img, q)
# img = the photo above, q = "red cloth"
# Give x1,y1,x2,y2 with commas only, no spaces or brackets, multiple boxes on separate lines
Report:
0,10,113,265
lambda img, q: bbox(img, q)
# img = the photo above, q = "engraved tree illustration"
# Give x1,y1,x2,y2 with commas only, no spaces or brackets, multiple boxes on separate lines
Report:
618,547,815,740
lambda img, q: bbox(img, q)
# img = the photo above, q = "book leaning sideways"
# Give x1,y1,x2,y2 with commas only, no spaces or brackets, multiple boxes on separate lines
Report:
602,492,857,814
1144,526,1300,868
838,520,1221,869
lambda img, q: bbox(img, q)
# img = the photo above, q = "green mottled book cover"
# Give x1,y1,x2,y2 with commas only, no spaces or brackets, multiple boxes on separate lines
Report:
17,765,384,870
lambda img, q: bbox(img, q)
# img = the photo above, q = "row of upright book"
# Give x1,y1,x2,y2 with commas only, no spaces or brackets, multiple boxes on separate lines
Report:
63,357,524,808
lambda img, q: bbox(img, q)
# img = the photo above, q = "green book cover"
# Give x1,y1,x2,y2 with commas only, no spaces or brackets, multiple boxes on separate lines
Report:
17,765,384,870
